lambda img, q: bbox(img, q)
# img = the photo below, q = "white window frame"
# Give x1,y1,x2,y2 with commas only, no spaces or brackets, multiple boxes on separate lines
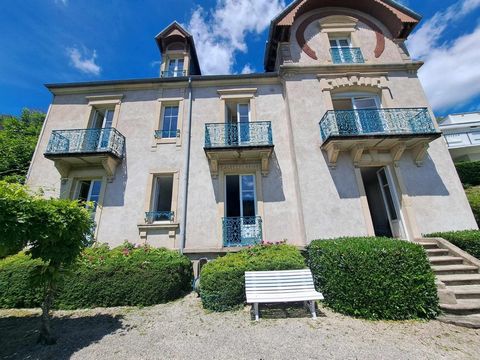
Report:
167,58,185,77
150,174,175,223
160,105,179,139
74,179,103,212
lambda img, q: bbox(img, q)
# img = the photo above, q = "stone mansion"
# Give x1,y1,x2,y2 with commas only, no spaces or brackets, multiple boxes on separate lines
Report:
26,0,478,259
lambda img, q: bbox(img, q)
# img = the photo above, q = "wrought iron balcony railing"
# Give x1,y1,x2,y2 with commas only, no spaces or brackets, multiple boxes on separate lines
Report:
154,129,180,139
204,121,273,148
145,211,175,223
160,70,187,78
330,47,365,64
222,216,262,247
45,128,125,158
319,108,438,143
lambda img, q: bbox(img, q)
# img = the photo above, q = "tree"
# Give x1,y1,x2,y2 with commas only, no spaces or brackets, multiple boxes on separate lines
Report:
0,181,93,344
0,109,45,184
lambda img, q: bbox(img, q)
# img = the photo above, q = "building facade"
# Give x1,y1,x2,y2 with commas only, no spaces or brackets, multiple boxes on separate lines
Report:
439,112,480,162
27,0,478,260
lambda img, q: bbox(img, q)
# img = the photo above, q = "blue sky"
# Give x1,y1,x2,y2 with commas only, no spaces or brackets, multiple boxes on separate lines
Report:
0,0,479,117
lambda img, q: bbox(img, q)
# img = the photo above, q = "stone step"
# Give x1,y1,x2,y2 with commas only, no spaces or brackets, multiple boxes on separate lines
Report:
440,299,480,315
426,248,449,256
449,285,480,299
429,256,464,265
417,242,438,249
438,314,480,329
432,264,479,275
437,274,480,286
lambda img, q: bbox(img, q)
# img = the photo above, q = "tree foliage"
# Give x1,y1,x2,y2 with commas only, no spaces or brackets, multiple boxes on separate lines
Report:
0,109,45,184
0,181,93,344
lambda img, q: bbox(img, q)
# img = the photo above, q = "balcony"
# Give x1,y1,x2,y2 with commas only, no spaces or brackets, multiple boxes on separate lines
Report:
154,129,180,139
145,211,175,223
160,70,187,78
223,216,262,247
204,122,274,176
319,108,441,167
330,47,365,64
44,128,125,179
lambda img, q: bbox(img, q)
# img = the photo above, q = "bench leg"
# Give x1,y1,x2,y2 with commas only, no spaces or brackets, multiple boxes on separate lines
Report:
309,301,317,319
254,303,259,321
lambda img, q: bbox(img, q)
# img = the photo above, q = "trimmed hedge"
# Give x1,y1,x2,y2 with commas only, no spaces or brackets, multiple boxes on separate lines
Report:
426,230,480,260
0,253,44,308
465,186,480,227
0,243,193,309
200,243,306,311
455,161,480,186
307,237,439,320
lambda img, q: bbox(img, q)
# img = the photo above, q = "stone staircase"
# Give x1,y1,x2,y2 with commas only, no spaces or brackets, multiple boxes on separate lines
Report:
417,238,480,328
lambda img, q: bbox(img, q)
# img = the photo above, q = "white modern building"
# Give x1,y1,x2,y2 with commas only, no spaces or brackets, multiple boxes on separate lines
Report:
26,0,478,261
440,112,480,162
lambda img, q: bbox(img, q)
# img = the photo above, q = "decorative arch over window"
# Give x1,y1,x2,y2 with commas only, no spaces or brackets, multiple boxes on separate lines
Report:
296,10,386,60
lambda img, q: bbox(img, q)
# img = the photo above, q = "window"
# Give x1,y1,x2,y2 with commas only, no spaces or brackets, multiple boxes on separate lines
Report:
225,174,256,218
167,58,184,77
157,105,179,139
90,108,114,129
75,179,102,212
148,174,174,222
329,37,351,48
225,102,250,145
329,35,364,64
332,94,382,134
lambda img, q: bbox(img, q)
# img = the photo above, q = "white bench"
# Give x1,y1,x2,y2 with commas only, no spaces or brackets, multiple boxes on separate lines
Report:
245,269,324,321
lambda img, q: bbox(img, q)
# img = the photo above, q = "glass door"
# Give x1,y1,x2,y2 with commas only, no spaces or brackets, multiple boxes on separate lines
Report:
237,103,250,145
88,109,114,151
168,58,184,77
376,167,406,239
352,97,383,133
225,174,257,244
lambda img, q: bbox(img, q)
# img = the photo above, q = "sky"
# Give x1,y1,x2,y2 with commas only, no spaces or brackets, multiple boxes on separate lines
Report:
0,0,479,117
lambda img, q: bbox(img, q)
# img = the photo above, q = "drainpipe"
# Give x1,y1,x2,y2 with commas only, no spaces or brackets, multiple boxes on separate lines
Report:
179,76,193,254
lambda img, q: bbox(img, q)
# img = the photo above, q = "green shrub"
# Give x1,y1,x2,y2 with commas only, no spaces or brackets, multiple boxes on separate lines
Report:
0,243,193,309
0,253,44,308
426,230,480,259
200,243,306,311
307,237,439,320
455,161,480,186
465,187,480,227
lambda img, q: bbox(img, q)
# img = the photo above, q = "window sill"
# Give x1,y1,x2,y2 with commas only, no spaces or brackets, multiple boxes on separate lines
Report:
137,222,179,230
155,138,177,144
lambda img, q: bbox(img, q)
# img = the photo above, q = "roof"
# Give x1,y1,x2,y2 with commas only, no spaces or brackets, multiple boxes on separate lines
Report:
264,0,422,71
155,21,202,75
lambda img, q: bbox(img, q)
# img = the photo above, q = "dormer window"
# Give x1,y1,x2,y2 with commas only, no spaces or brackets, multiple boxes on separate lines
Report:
329,35,364,64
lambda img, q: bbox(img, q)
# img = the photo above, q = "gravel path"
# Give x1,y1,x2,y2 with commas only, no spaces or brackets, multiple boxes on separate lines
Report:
1,293,479,360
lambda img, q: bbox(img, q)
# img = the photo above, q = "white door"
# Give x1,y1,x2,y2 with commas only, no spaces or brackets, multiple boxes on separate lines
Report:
168,58,184,77
75,180,102,213
376,167,407,239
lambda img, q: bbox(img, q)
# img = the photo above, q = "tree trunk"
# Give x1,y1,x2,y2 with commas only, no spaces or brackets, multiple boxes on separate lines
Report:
37,280,56,345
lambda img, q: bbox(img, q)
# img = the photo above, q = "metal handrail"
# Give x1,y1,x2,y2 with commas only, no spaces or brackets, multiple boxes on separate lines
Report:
222,216,263,247
204,121,273,148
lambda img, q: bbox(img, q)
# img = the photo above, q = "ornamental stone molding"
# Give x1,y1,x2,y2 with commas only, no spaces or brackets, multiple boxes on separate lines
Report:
318,72,389,92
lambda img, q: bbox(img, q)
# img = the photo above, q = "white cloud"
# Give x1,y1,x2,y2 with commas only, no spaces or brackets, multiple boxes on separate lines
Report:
241,64,255,74
66,47,101,75
187,0,285,75
408,0,480,59
54,0,68,5
416,26,480,111
407,0,480,111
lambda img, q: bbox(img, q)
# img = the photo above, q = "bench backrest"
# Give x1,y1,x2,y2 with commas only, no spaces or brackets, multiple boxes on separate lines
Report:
245,269,316,295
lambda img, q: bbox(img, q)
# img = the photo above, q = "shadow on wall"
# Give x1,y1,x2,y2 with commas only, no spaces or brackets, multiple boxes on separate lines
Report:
0,313,124,360
103,147,128,207
210,151,286,204
262,151,286,203
324,151,449,199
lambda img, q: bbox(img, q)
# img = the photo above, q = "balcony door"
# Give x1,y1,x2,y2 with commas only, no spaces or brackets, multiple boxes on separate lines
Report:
332,95,383,135
226,102,250,145
86,109,115,151
75,179,102,215
167,58,184,77
225,174,258,244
